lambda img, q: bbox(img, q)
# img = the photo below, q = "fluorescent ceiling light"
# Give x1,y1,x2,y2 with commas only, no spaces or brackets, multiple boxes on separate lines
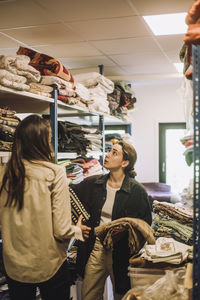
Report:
174,63,184,73
143,13,187,35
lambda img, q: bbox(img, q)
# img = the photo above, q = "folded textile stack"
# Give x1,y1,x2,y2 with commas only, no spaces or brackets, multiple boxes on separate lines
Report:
40,75,79,104
73,157,103,178
58,120,102,156
107,81,136,120
15,46,80,102
65,164,84,184
141,237,190,264
82,127,102,152
58,157,103,183
153,200,193,246
0,54,56,98
0,54,41,91
28,82,53,98
58,160,84,184
0,107,20,151
74,72,114,115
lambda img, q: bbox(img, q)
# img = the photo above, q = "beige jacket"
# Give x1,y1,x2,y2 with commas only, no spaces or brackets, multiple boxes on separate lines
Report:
0,160,81,283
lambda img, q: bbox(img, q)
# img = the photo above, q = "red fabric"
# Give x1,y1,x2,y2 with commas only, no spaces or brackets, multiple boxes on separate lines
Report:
184,139,194,148
17,46,74,88
58,95,69,103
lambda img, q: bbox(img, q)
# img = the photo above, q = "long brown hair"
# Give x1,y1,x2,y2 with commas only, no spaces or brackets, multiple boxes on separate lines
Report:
0,114,55,210
118,140,137,177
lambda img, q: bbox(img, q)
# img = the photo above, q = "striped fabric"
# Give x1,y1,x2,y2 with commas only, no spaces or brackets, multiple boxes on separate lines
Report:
69,187,90,225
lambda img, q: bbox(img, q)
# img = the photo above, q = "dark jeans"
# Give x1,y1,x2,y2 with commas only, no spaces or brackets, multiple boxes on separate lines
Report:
6,260,71,300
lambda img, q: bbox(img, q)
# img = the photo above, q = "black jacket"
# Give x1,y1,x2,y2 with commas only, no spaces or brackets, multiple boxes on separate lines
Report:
70,173,152,294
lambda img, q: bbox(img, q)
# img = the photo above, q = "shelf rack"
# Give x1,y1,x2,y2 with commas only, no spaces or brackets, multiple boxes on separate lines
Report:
192,44,200,300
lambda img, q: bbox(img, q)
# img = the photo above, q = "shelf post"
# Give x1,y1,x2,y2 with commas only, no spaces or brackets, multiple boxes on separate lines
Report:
99,115,105,165
50,87,58,160
192,45,200,300
98,64,104,75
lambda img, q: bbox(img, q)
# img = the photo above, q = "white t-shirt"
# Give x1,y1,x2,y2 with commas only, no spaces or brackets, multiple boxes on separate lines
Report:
100,183,120,224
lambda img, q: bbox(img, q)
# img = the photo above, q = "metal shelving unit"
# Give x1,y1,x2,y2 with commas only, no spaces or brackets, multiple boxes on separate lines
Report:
192,44,200,300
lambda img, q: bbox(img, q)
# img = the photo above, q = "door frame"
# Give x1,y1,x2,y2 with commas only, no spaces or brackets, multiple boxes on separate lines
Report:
159,122,186,183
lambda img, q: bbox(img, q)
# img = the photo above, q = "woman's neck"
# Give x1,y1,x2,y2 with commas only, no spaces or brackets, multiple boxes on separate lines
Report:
107,170,125,189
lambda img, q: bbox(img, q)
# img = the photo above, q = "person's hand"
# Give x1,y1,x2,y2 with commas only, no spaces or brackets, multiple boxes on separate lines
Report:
77,215,91,240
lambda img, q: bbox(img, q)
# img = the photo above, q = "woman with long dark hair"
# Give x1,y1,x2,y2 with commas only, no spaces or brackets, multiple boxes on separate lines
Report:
0,114,90,300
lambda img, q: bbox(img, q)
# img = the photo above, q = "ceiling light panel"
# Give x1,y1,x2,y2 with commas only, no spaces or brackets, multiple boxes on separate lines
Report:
143,13,187,35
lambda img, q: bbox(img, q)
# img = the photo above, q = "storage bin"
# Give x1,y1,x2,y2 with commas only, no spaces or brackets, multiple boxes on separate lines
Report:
128,267,166,288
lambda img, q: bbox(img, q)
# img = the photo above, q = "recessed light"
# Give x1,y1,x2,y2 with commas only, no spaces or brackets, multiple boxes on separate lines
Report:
143,13,187,35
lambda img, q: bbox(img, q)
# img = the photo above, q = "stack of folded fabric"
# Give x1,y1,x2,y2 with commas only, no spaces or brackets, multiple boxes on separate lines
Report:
74,72,114,115
82,127,102,152
28,82,53,98
107,81,136,120
40,75,78,104
58,120,102,156
0,54,41,91
73,157,103,178
17,46,80,103
153,200,193,246
58,160,84,184
65,164,84,184
0,107,20,151
141,237,190,264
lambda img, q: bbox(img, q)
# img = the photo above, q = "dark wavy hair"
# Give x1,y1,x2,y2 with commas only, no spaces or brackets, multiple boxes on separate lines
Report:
0,114,55,210
118,140,137,177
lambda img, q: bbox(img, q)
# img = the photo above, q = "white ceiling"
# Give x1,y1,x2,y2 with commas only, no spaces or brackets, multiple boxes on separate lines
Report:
0,0,193,85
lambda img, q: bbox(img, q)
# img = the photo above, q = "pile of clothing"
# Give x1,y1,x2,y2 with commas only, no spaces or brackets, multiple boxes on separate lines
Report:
16,47,115,115
74,71,114,115
0,47,138,120
152,200,193,246
141,237,190,265
58,157,103,184
0,107,20,151
58,120,102,156
107,81,136,120
0,54,41,92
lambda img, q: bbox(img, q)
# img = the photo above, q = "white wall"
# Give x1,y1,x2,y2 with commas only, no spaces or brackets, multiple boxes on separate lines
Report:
131,76,185,183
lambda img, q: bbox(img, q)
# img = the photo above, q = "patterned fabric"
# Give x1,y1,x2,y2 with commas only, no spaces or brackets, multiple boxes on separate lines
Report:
17,47,74,88
69,187,90,225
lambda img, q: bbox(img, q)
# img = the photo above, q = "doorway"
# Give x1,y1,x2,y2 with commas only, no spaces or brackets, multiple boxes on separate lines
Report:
159,123,193,194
